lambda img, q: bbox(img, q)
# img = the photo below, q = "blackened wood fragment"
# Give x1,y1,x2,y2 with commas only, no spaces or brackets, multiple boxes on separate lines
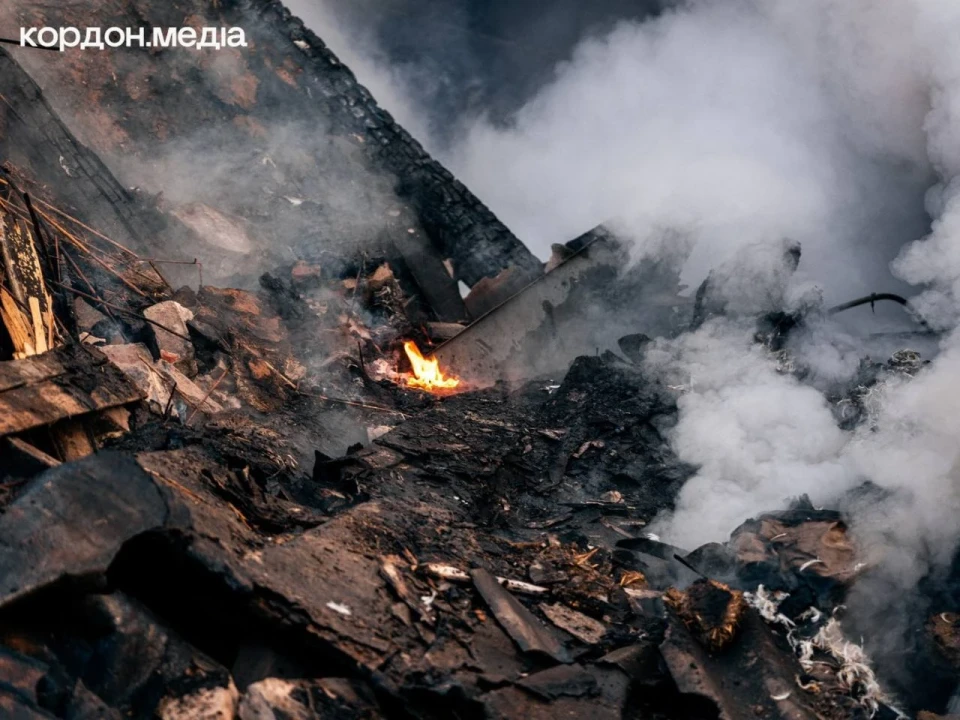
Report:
0,346,142,438
4,436,61,475
470,567,570,663
516,664,600,701
0,453,167,609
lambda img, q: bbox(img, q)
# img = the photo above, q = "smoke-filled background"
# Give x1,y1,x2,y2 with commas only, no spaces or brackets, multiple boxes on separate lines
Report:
288,0,933,298
287,0,960,694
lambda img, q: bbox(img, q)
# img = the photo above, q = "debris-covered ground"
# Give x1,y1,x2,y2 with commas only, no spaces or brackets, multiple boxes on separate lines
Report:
2,212,957,718
2,5,960,719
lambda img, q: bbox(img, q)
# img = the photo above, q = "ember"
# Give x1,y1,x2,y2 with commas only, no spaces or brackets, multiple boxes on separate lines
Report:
402,340,461,392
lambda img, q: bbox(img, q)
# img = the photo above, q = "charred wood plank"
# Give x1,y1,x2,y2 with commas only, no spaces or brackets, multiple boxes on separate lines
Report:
0,453,167,609
0,287,35,358
4,436,61,475
0,341,64,392
0,212,48,316
0,210,52,358
0,347,142,438
433,235,622,386
539,603,608,645
48,418,96,461
481,665,629,720
515,664,600,701
0,378,138,437
470,567,571,663
389,233,468,322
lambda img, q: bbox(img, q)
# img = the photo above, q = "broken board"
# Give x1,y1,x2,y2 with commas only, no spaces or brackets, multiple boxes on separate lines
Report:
0,346,143,438
432,237,622,386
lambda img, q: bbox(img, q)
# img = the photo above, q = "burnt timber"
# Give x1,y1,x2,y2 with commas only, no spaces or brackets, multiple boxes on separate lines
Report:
0,3,958,720
1,0,542,294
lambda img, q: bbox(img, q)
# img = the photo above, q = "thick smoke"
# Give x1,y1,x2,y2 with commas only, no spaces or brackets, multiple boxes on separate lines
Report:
894,2,960,329
288,1,960,575
447,1,931,301
644,318,851,547
436,0,960,571
299,2,960,694
110,117,406,282
451,5,960,701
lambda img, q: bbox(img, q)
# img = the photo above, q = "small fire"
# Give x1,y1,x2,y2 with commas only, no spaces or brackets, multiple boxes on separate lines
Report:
403,340,461,392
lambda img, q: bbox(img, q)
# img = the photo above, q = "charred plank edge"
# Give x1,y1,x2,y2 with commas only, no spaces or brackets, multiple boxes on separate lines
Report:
0,378,142,437
431,234,608,359
0,352,66,393
5,436,61,468
470,567,570,663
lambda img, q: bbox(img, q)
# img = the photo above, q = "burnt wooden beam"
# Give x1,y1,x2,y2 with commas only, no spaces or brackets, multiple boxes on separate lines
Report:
389,230,469,322
3,436,61,476
470,567,571,663
0,346,142,438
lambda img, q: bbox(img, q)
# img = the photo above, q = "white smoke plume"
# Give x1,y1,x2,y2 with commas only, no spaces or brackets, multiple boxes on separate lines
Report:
644,319,851,548
893,1,960,330
435,0,960,568
282,1,960,702
446,0,932,302
289,0,960,580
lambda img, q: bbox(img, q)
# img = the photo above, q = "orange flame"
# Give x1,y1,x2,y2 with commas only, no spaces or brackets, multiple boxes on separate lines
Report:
403,340,461,391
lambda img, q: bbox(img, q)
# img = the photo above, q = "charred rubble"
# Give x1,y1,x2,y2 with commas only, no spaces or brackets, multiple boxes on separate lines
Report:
1,6,960,720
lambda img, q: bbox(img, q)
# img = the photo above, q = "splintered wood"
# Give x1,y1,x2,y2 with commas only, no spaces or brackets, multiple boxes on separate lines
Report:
0,211,53,358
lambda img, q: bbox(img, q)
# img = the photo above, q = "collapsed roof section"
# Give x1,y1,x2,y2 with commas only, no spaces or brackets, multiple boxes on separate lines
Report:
0,49,176,260
2,0,543,299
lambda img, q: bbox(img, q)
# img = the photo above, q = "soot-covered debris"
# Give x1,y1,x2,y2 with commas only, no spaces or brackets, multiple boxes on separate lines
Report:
1,11,958,719
0,326,927,719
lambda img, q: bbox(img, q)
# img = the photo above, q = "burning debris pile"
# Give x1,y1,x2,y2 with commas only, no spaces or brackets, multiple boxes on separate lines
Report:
1,166,955,718
1,5,960,720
